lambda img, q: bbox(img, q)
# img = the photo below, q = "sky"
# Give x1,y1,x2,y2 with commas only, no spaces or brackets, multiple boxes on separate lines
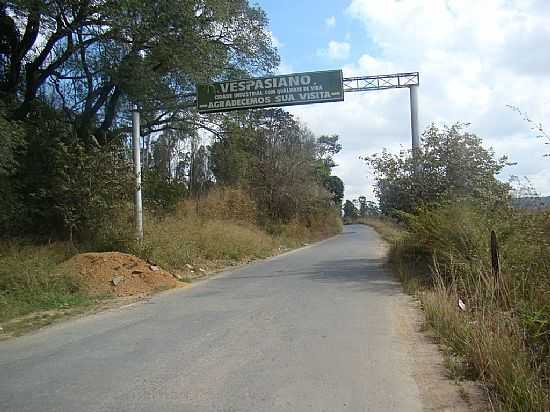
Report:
255,0,550,201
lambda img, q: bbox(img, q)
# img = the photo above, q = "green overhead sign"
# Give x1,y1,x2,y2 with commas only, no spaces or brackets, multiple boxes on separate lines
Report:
197,70,344,113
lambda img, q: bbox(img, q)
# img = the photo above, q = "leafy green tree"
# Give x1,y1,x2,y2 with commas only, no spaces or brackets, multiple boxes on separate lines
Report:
316,134,342,170
358,196,367,216
357,196,379,216
365,123,510,214
0,103,26,231
343,200,358,219
210,109,340,224
2,102,133,240
0,104,25,175
324,175,344,206
1,0,278,141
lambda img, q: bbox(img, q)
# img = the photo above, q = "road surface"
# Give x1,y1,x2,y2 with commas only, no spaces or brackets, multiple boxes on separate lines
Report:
1,225,428,411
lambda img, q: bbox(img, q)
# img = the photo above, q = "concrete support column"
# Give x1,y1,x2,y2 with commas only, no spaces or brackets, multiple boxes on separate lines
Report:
409,84,420,152
132,106,143,241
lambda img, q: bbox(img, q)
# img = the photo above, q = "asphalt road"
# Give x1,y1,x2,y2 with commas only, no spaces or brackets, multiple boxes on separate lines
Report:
0,225,424,412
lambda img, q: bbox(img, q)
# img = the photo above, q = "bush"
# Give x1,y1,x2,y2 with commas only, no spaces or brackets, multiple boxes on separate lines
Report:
0,105,134,242
131,189,342,273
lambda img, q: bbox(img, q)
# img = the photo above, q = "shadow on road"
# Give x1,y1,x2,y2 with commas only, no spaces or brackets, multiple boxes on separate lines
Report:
215,257,402,297
306,258,402,296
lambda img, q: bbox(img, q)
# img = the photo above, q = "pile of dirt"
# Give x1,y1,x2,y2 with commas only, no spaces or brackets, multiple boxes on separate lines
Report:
63,252,187,297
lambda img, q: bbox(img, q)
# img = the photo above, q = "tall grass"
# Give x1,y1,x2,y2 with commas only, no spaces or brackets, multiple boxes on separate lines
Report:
0,242,92,323
386,201,550,410
134,210,279,272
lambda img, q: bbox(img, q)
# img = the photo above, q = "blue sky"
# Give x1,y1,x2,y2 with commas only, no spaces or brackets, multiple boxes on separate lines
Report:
253,0,550,202
257,1,374,73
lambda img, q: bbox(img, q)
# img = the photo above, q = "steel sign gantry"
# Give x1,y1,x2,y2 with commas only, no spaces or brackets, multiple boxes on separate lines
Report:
342,72,420,151
191,71,421,151
131,71,420,240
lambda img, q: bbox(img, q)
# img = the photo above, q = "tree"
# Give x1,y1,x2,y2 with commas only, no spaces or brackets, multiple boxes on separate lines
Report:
356,196,379,217
0,103,24,176
324,175,344,206
343,200,358,219
317,134,342,169
365,123,510,214
508,105,550,157
1,0,279,142
358,196,367,216
209,109,341,224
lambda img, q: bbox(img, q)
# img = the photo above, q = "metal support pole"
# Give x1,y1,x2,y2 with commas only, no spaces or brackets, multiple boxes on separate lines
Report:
409,84,420,152
132,105,143,241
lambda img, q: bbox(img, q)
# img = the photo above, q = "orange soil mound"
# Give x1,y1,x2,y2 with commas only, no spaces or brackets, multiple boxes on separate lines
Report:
64,252,187,297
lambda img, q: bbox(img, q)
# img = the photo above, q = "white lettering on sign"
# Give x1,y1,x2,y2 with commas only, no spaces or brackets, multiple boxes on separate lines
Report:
198,70,343,113
219,75,312,94
299,92,332,99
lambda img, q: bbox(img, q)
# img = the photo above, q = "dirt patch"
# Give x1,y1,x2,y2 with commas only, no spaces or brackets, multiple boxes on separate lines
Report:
63,252,188,297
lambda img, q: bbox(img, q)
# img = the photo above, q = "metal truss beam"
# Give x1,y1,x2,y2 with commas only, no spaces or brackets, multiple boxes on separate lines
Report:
342,72,419,93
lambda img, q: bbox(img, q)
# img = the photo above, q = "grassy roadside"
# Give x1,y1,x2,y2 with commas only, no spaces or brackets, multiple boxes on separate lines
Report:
0,189,342,338
362,208,550,411
350,216,406,243
0,242,96,337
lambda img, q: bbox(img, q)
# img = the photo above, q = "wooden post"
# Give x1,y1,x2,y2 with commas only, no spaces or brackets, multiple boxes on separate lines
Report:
490,230,499,278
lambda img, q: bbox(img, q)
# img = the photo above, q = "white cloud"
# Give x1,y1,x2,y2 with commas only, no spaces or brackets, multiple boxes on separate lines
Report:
277,61,294,75
293,0,550,201
267,31,283,49
318,40,351,60
325,16,336,28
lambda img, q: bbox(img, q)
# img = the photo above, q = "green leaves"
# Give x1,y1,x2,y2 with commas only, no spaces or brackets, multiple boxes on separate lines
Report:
2,0,279,139
0,104,25,176
210,109,342,224
365,123,511,214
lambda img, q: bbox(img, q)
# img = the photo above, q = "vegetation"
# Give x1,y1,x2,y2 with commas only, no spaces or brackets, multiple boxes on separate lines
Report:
134,187,341,276
0,1,343,330
0,241,92,324
365,123,510,215
366,124,550,410
342,196,380,224
0,0,279,239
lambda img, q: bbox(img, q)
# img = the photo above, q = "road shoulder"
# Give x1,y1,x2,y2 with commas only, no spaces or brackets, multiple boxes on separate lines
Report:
392,296,489,411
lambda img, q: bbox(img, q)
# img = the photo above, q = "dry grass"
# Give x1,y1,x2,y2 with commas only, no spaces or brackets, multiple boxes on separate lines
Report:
353,216,406,243
367,203,550,411
134,189,342,274
422,287,549,411
135,212,280,275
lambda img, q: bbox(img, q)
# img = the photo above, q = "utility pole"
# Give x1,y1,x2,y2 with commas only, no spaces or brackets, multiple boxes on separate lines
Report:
409,84,420,152
132,105,144,241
